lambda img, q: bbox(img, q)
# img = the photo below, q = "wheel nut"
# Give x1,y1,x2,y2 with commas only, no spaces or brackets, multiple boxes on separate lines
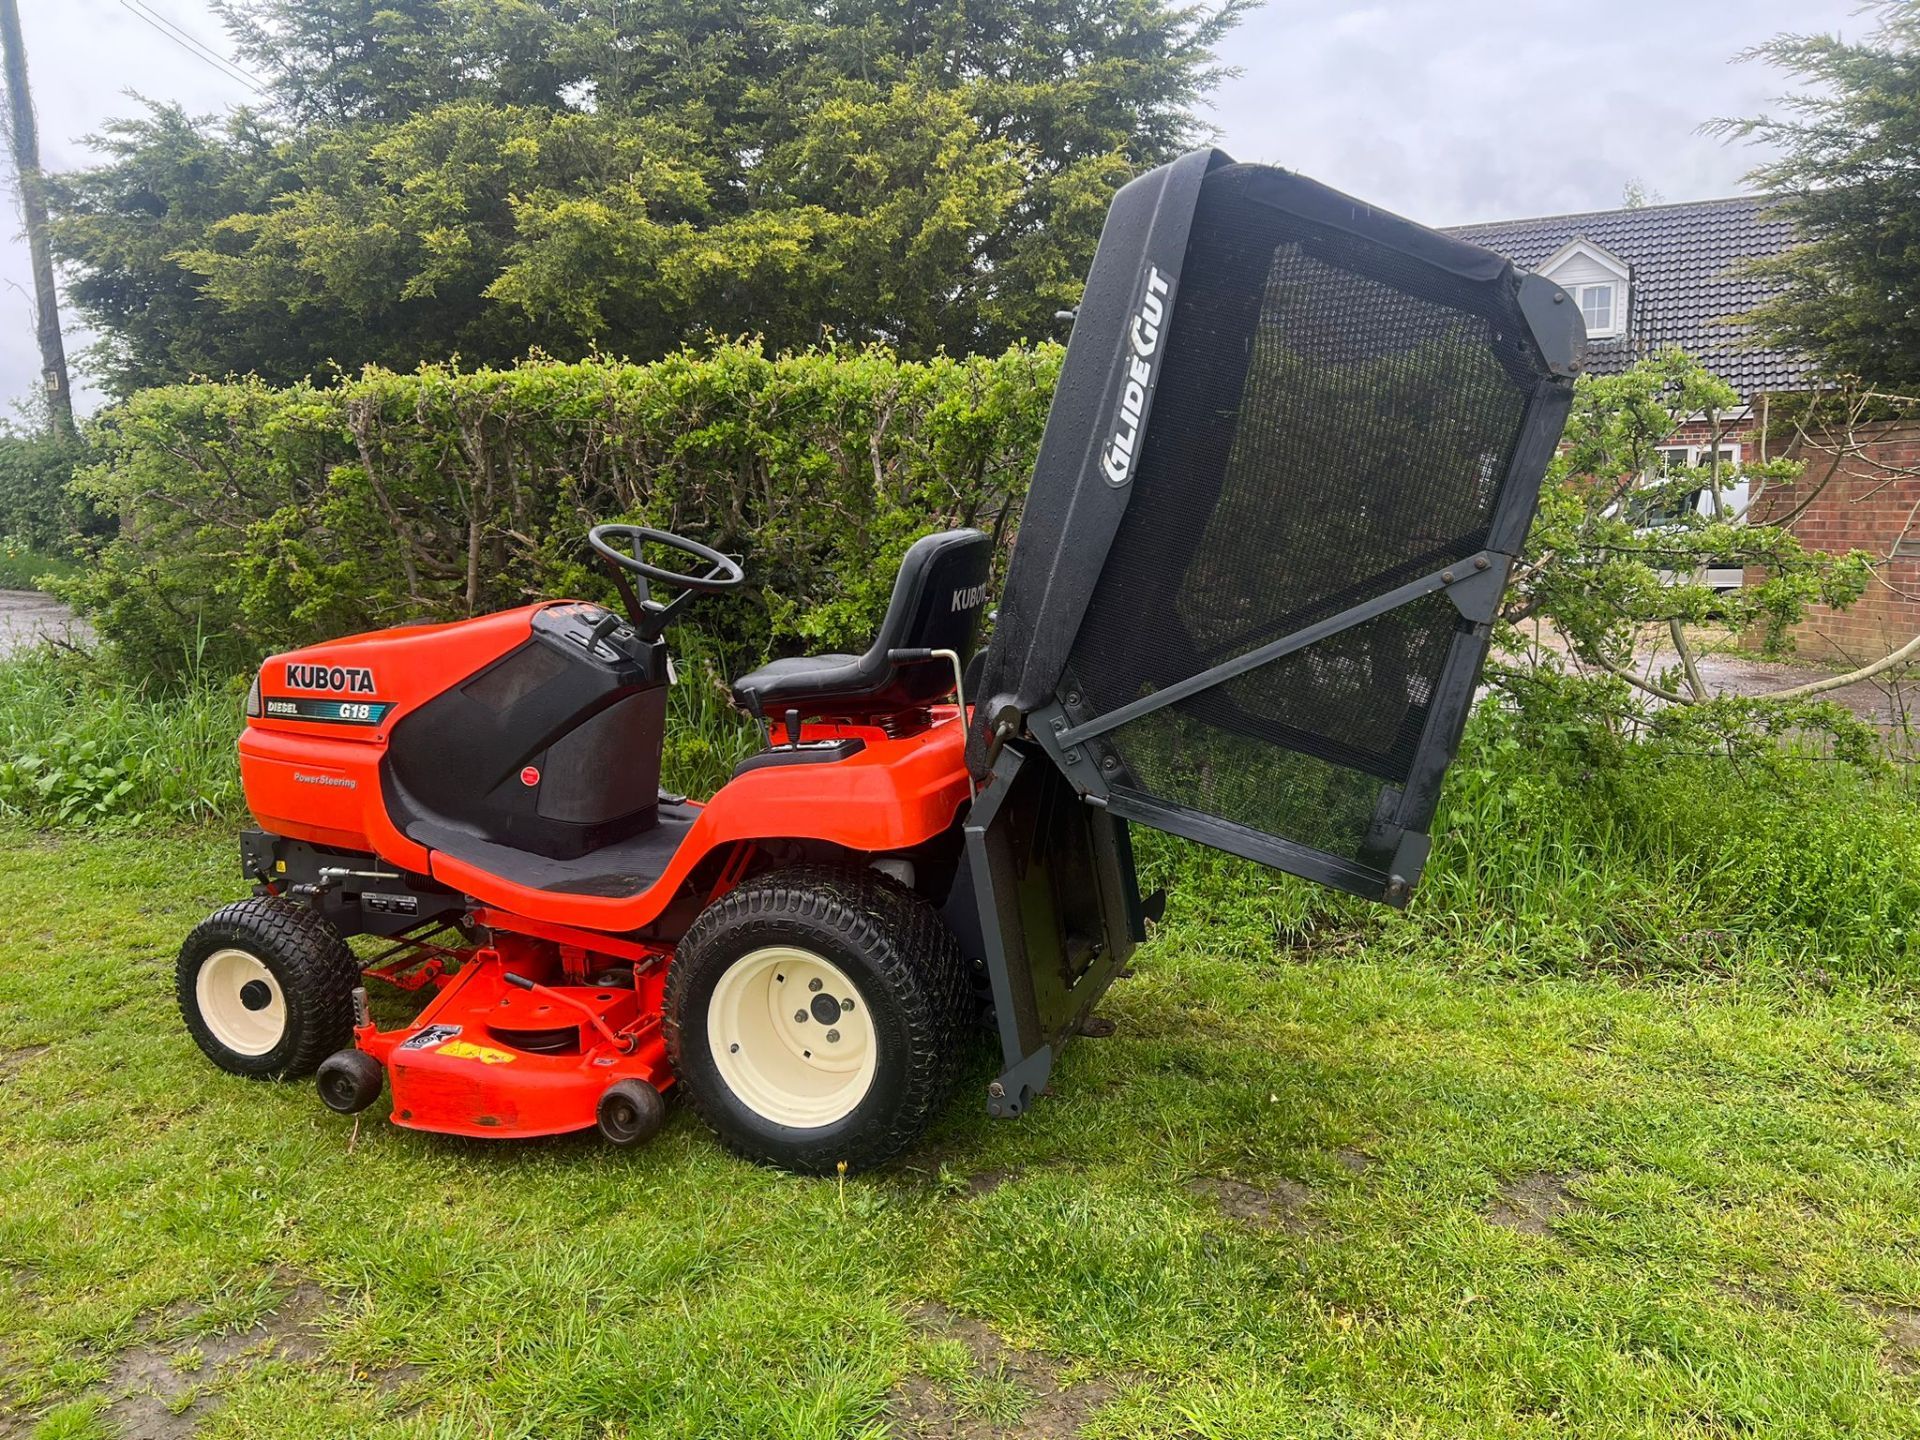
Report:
729,1043,740,1053
794,1010,808,1023
826,1029,840,1043
843,998,856,1011
808,978,823,992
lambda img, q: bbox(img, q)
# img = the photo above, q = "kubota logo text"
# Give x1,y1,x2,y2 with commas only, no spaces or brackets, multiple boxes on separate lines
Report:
1100,265,1171,486
284,662,377,694
949,582,989,613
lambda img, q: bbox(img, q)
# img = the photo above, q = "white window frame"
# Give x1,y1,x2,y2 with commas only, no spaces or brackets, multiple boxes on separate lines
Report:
1654,443,1746,522
1652,443,1748,591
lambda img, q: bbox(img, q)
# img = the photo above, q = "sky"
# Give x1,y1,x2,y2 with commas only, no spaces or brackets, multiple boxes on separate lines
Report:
0,0,1870,418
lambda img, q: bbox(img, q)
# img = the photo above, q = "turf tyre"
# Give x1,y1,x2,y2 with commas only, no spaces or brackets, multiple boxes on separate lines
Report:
177,898,360,1079
665,865,970,1174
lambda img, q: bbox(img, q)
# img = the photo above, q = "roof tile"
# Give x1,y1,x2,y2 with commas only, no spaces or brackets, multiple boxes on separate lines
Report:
1445,196,1807,398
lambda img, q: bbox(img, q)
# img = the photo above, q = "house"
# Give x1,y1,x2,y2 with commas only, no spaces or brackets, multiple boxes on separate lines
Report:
1448,197,1920,664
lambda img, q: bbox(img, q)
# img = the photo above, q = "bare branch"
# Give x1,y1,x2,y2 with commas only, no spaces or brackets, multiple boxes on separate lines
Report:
1764,630,1920,699
1590,649,1688,705
1668,619,1708,701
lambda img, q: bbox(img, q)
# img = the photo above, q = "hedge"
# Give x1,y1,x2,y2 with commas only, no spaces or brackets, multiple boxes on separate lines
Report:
68,342,1062,682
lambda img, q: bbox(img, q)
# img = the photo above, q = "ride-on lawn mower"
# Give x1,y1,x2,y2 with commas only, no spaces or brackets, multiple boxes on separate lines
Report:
176,150,1585,1173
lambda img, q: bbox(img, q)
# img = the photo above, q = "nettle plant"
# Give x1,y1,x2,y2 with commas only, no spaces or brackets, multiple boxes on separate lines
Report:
1491,349,1880,766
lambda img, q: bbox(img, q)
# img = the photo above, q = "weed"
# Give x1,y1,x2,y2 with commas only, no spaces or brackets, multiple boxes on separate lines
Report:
0,537,81,592
0,646,242,826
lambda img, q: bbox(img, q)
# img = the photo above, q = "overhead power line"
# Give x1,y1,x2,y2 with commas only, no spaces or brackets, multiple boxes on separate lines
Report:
115,0,267,94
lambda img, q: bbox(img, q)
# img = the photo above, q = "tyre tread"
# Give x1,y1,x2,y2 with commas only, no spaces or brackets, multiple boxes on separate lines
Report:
176,896,360,1078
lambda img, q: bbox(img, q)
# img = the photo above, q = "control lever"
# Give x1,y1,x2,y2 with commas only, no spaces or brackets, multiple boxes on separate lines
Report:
586,609,624,651
502,971,635,1053
783,708,802,747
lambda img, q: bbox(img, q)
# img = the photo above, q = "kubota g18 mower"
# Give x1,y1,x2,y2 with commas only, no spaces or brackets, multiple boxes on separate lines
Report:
176,150,1586,1172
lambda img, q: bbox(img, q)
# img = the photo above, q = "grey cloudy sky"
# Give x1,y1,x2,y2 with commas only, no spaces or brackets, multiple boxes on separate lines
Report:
0,0,1868,416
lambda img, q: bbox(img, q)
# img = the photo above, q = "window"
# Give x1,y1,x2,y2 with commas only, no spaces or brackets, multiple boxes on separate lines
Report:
1575,282,1614,335
1654,444,1746,521
1646,444,1749,592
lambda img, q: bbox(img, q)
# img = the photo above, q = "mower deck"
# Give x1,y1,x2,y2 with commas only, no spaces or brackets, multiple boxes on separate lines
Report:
358,935,672,1140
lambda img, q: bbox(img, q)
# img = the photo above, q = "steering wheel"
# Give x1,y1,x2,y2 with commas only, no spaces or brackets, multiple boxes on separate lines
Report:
587,524,746,593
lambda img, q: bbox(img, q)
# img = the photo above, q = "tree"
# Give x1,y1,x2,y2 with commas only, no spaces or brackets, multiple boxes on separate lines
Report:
53,0,1248,394
1712,2,1920,390
1495,350,1888,765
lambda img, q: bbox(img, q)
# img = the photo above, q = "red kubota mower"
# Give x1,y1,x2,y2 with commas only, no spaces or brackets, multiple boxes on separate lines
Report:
176,150,1586,1172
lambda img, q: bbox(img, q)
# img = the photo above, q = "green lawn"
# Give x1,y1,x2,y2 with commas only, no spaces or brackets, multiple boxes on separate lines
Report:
5,829,1920,1438
0,546,81,594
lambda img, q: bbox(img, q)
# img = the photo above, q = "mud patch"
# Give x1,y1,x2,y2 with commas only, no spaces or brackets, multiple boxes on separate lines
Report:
1189,1175,1314,1232
966,1168,1020,1197
889,1301,1123,1439
1864,1301,1920,1374
1485,1171,1584,1237
102,1283,328,1439
0,1044,49,1081
1335,1146,1374,1174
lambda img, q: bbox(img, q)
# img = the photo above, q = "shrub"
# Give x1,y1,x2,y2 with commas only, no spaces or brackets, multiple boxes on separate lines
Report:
68,343,1060,683
0,428,100,555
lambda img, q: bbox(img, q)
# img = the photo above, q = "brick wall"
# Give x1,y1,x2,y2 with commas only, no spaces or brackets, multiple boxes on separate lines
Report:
1744,418,1920,663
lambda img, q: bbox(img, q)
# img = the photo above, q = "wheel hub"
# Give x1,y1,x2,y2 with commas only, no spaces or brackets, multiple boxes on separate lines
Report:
196,948,287,1057
707,946,876,1127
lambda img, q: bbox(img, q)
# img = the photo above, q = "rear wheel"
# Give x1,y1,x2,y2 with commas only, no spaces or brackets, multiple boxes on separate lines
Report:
665,866,970,1173
178,898,360,1078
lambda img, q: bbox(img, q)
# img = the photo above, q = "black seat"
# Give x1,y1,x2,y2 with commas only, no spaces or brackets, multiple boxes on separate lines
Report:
731,528,993,721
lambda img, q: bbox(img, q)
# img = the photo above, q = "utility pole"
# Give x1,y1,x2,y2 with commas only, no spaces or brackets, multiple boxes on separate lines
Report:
0,0,73,439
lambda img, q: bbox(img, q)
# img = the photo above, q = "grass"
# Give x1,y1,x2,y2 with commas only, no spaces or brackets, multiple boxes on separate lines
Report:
6,824,1920,1438
8,643,1920,1434
0,542,82,593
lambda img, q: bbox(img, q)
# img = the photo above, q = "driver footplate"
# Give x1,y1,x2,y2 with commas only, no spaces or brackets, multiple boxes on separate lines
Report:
408,802,698,898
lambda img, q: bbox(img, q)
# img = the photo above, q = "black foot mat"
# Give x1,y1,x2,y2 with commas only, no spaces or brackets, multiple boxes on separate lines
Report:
408,803,698,898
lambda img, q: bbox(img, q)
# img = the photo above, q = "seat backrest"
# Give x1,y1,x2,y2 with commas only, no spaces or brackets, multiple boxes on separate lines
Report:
874,527,994,706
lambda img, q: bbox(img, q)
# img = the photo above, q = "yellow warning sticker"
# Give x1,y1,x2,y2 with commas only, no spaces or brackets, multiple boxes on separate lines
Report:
437,1040,517,1065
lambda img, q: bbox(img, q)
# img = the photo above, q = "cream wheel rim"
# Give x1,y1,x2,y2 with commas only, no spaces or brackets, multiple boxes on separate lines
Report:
708,946,876,1127
196,947,287,1056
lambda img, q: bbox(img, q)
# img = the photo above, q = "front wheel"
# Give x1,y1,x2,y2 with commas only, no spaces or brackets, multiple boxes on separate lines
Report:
178,898,360,1078
665,866,971,1173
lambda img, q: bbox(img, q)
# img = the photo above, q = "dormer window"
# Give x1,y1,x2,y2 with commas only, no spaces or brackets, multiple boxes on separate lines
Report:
1538,237,1630,340
1573,282,1615,335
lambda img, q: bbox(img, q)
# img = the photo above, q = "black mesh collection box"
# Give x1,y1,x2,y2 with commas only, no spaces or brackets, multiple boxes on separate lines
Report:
973,150,1584,904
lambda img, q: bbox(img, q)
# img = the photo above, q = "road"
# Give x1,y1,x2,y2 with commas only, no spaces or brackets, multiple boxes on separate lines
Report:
0,590,88,659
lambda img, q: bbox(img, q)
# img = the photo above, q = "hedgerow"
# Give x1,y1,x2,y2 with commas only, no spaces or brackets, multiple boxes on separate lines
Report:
67,342,1061,682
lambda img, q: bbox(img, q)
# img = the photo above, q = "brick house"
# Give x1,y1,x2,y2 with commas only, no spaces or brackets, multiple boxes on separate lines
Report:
1448,198,1920,663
